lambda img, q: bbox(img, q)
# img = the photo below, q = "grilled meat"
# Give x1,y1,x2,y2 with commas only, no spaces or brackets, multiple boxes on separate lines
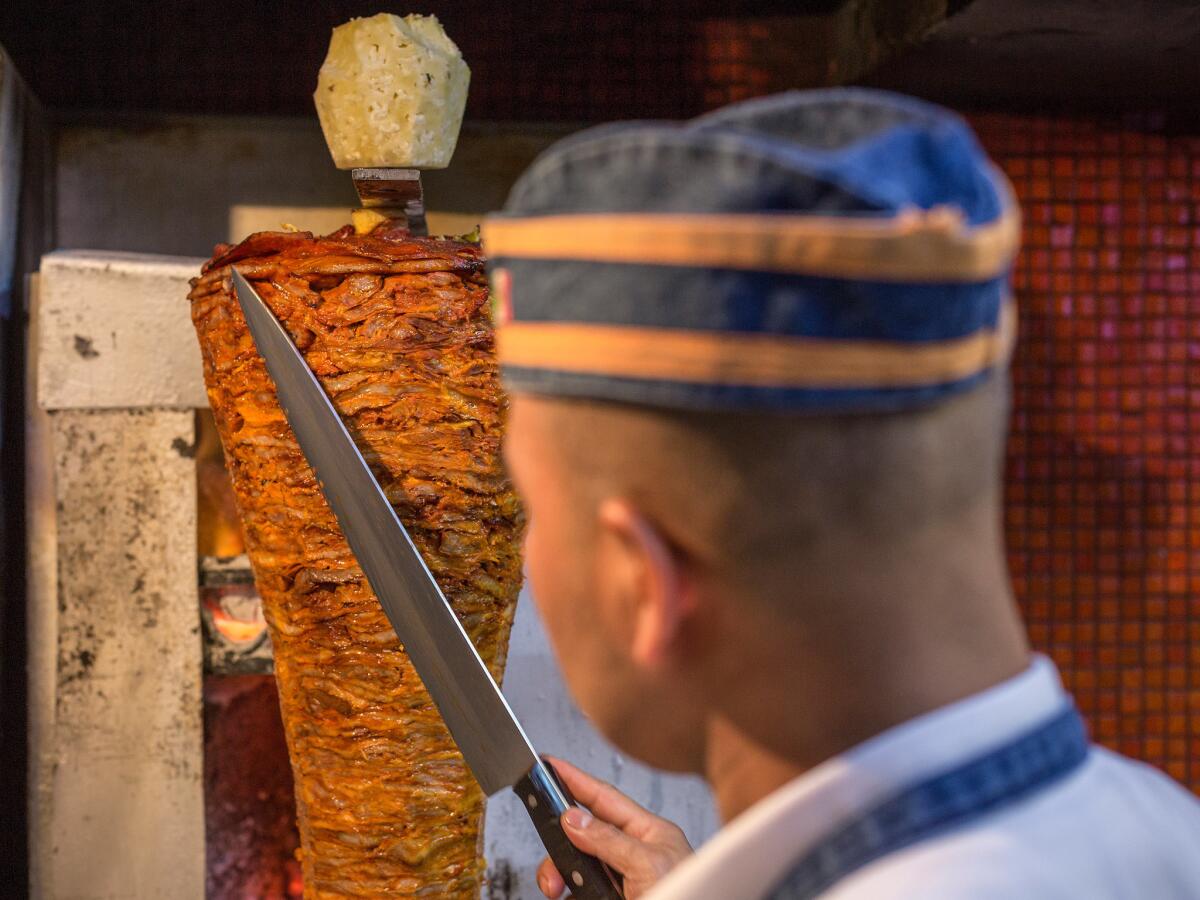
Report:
189,222,523,898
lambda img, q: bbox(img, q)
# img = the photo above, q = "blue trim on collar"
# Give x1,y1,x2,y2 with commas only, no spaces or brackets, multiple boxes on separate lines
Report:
765,707,1090,900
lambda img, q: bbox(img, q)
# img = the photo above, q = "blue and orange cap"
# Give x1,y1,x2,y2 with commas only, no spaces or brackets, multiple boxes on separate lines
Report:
482,88,1020,412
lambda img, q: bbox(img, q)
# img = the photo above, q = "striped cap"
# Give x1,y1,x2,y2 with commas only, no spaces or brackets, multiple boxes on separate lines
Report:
482,88,1020,412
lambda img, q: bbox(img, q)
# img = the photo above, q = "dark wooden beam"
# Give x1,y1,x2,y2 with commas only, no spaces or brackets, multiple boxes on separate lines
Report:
865,0,1200,115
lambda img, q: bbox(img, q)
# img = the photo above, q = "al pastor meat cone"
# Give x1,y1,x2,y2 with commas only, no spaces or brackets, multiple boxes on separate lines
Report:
189,222,523,898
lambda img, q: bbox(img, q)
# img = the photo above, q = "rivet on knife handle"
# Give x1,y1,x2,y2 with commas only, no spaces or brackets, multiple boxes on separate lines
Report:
514,758,625,899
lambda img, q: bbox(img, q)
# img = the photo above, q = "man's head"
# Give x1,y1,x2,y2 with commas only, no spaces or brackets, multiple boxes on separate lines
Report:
503,375,1013,771
484,88,1025,772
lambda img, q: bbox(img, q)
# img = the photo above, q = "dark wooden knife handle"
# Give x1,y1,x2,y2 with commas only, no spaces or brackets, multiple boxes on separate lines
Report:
513,758,625,899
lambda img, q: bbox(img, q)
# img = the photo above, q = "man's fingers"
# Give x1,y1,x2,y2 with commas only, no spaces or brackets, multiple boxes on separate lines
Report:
537,856,565,898
535,772,694,900
545,756,657,831
560,806,647,874
538,759,694,896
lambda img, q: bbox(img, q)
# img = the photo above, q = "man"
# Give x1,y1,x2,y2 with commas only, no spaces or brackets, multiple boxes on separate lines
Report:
481,89,1200,899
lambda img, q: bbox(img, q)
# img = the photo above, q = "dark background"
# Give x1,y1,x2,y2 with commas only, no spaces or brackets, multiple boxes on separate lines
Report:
1,0,852,119
5,0,1197,123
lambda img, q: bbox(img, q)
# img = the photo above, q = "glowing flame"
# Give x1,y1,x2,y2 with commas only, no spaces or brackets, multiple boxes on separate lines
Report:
204,592,268,644
197,410,246,558
287,859,304,898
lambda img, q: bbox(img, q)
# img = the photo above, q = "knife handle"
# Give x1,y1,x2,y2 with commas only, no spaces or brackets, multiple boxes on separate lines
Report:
513,757,625,899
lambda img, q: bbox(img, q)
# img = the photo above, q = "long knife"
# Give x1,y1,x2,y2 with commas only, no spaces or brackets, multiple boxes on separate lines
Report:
232,268,623,900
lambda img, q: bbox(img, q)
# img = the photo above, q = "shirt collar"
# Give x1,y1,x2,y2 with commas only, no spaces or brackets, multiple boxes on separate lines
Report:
647,655,1070,900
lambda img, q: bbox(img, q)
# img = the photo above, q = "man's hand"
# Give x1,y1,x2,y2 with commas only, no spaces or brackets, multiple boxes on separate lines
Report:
536,757,694,899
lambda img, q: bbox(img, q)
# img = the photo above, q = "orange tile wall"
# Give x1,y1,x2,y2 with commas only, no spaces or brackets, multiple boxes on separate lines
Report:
971,113,1200,790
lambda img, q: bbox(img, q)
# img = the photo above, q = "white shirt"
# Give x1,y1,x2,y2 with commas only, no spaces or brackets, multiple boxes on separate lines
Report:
648,656,1200,900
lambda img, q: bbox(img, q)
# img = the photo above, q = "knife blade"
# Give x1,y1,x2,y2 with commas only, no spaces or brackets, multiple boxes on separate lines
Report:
231,267,623,899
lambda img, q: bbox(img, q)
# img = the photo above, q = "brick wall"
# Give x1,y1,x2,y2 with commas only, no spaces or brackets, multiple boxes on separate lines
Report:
973,112,1200,790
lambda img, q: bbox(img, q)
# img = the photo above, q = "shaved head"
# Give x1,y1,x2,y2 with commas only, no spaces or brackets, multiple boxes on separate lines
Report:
503,374,1025,773
517,376,1010,604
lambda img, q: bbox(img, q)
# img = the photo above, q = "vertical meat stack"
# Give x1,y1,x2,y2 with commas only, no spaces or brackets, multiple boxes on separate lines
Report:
189,222,523,898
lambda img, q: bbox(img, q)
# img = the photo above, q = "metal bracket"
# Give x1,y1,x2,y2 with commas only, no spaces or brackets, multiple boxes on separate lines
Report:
352,167,428,236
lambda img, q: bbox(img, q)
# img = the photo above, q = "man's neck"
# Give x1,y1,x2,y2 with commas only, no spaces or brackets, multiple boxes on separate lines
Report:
701,548,1030,822
705,649,1030,821
704,723,812,823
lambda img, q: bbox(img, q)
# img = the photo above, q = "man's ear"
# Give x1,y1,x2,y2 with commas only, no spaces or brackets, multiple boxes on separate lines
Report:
595,497,689,669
